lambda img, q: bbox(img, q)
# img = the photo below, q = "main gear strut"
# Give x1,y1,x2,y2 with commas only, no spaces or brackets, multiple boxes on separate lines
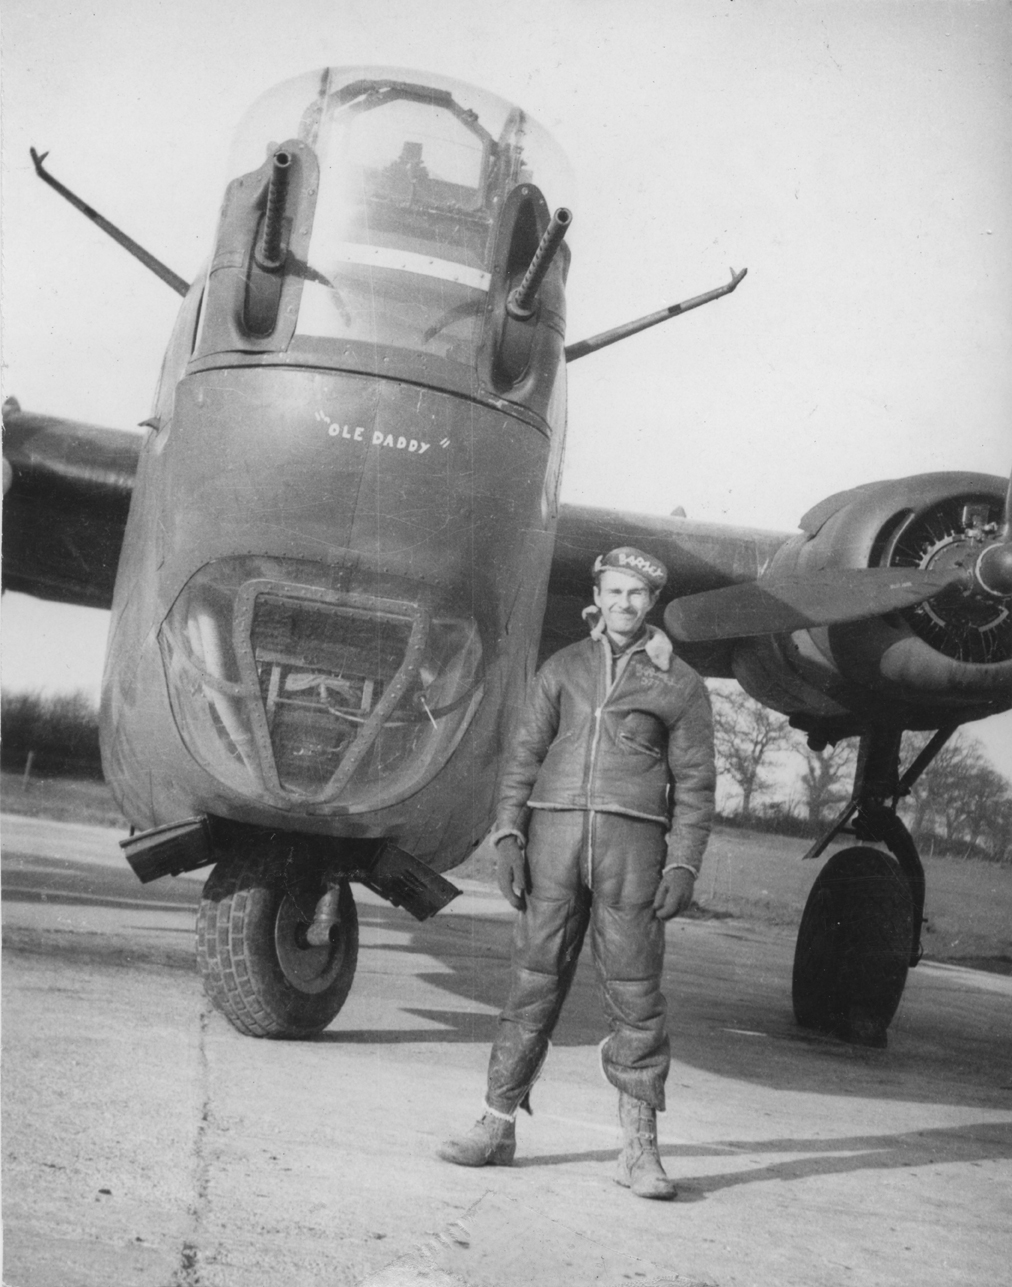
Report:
802,722,957,966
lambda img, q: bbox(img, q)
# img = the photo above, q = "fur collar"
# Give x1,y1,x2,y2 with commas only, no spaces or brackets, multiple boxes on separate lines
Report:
581,607,673,672
643,626,674,671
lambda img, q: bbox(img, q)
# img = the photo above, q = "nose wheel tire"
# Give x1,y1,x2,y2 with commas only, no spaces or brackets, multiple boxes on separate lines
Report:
792,846,913,1048
196,844,358,1038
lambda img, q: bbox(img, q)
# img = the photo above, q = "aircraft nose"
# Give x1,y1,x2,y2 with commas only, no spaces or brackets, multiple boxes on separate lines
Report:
140,365,555,821
158,557,483,812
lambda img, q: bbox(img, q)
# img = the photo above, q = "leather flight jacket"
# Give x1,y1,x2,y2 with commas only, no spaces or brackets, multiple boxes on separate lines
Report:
495,625,716,871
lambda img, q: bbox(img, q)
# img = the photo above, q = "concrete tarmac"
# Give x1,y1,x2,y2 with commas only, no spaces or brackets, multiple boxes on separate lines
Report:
2,813,1011,1287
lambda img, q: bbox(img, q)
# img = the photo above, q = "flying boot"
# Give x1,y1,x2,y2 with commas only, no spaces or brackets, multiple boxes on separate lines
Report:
615,1091,678,1199
437,1107,516,1167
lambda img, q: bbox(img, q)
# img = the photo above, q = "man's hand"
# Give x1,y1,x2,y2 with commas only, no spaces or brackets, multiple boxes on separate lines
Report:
652,868,695,920
495,836,529,911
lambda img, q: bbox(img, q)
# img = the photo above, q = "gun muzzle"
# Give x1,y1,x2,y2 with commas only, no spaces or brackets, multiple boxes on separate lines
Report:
507,207,572,319
256,150,293,271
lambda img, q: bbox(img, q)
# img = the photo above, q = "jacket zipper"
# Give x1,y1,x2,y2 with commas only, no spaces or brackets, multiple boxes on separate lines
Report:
586,637,637,887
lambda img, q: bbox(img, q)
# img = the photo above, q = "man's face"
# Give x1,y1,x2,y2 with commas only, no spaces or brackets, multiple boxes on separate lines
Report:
593,569,656,644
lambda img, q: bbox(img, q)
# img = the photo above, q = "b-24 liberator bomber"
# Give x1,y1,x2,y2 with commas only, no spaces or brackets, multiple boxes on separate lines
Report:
4,67,1010,1047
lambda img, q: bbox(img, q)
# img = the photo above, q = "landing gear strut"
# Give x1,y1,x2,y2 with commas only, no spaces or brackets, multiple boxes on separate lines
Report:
194,830,461,1038
197,836,360,1039
792,724,955,1047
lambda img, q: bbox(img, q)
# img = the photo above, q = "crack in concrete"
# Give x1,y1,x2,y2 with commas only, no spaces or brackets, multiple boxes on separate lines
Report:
171,1003,212,1286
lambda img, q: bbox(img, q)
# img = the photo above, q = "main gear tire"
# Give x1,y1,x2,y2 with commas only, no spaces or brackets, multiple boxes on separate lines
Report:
792,845,913,1047
196,842,358,1039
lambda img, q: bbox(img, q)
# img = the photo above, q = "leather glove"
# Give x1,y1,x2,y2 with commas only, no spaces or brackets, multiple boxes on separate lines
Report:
652,868,695,921
495,835,529,911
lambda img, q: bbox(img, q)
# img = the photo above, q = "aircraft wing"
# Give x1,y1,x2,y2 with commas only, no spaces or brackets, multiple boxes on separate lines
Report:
2,399,142,609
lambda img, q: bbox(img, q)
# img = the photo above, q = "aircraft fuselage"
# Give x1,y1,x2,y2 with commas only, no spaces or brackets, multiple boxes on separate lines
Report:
98,67,573,873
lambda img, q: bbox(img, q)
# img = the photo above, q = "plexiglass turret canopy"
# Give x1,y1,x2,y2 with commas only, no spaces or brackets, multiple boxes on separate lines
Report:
205,67,574,374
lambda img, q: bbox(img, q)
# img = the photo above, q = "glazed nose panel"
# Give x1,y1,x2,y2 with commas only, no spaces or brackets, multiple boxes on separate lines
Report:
159,559,482,813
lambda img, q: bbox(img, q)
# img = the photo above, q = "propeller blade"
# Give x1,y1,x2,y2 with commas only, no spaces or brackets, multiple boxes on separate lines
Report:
663,566,966,643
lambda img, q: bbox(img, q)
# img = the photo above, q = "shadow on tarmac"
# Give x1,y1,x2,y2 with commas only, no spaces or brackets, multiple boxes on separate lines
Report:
5,853,1011,1110
514,1120,1012,1191
343,903,1012,1111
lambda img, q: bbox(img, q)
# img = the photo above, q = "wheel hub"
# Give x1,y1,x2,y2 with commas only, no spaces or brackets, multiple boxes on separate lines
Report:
274,892,348,993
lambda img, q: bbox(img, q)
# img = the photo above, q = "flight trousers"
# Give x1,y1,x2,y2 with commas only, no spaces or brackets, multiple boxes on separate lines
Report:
486,808,670,1114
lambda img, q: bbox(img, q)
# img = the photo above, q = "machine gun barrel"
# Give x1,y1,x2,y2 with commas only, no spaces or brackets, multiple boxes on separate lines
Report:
255,151,293,270
507,207,572,318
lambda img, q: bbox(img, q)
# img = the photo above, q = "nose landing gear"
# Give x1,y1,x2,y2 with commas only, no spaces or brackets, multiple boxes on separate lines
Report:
195,830,460,1038
196,839,359,1039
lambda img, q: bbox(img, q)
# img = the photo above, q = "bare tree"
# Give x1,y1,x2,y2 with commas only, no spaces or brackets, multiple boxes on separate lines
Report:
706,692,1011,860
709,684,793,819
978,791,1012,864
797,739,857,829
955,762,1012,859
901,730,1012,862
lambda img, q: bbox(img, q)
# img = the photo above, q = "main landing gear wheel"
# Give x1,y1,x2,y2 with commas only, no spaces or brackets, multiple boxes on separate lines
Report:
196,842,358,1038
792,846,913,1048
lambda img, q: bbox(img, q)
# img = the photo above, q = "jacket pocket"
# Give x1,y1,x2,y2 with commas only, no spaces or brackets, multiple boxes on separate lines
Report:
618,732,662,760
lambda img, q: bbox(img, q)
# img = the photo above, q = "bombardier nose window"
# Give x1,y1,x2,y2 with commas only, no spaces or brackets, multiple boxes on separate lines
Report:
158,557,484,812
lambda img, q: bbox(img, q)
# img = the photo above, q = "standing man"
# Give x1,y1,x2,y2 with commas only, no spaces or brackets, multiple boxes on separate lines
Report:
439,547,715,1200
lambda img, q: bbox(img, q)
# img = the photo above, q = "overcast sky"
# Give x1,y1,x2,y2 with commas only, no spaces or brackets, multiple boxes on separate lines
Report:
2,0,1010,772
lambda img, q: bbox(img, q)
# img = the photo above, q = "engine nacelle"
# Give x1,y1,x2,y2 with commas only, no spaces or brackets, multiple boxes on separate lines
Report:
731,472,1012,735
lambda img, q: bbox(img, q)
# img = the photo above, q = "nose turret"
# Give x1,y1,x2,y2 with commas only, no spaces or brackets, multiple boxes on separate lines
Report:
101,69,573,844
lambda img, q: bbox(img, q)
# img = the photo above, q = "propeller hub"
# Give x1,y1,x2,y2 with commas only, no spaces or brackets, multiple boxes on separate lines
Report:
975,542,1012,598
